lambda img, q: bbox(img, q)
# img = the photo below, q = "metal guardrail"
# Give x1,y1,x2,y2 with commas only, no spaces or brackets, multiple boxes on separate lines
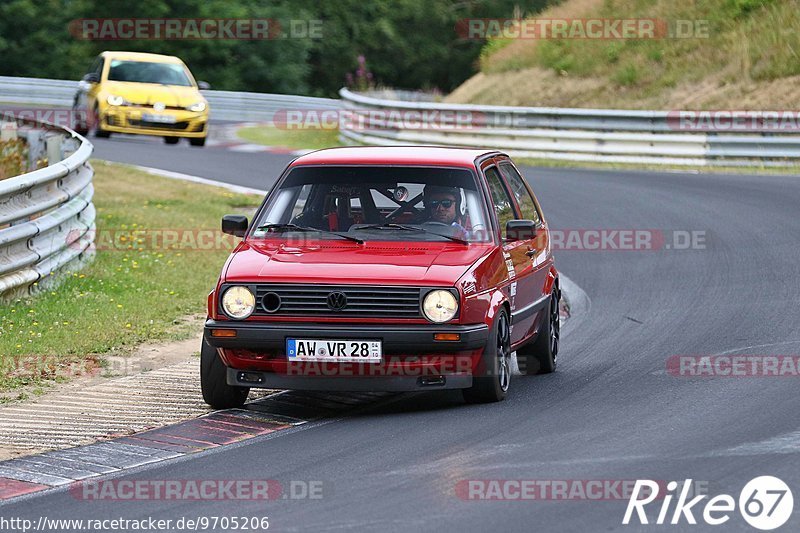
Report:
339,89,800,166
0,76,340,122
0,118,95,299
204,89,340,122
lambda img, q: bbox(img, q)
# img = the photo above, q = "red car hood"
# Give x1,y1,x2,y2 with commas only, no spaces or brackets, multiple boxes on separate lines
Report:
223,239,492,286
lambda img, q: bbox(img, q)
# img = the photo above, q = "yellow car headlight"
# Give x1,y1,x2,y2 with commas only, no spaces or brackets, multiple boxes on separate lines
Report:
188,102,207,112
107,95,128,106
422,290,458,323
222,286,255,319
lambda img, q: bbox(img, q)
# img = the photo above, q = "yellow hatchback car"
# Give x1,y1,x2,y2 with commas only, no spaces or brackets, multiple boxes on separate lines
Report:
72,51,210,146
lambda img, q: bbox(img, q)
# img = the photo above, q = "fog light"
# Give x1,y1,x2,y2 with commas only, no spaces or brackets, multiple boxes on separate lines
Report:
418,376,446,386
238,372,264,384
434,333,461,341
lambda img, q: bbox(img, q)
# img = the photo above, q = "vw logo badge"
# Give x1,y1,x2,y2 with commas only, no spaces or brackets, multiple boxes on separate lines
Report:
326,291,347,311
153,102,166,111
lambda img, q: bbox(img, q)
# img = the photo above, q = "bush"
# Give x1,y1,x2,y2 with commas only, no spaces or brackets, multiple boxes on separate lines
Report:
0,138,27,180
612,64,640,87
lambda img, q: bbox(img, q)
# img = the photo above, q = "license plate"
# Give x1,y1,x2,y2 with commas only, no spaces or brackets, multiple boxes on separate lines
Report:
286,338,382,363
142,113,177,123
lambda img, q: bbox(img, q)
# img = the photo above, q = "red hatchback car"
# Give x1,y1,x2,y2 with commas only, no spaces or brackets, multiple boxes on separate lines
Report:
202,147,560,407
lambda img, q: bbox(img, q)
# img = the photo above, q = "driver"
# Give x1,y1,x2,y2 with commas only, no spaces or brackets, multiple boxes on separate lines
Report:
423,185,467,233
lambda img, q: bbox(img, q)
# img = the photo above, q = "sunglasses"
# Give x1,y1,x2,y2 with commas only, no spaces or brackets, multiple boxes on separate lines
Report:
429,199,455,209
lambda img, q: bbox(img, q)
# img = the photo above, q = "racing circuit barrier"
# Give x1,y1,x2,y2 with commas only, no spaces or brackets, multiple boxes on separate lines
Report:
0,117,95,299
338,89,800,166
0,76,340,122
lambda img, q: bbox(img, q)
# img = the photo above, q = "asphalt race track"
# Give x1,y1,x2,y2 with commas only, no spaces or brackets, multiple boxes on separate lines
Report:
5,135,800,531
90,134,294,190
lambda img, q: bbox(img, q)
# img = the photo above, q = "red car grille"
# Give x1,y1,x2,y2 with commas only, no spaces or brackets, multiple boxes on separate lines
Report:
252,284,422,318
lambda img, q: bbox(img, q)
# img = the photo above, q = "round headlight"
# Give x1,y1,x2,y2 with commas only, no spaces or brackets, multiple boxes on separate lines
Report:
222,286,255,319
107,95,125,106
422,290,458,323
188,101,207,112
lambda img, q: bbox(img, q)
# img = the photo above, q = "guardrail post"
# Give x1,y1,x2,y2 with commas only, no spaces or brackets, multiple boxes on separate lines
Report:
24,129,46,171
46,134,64,163
0,121,17,141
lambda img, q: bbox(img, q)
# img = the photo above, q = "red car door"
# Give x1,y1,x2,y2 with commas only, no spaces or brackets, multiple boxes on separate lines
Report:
498,159,552,342
482,163,536,346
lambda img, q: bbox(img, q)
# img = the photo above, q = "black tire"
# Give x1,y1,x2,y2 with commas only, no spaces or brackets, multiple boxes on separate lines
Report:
93,106,110,138
164,136,180,145
462,309,511,404
200,338,249,409
189,137,206,147
517,287,560,375
72,105,89,136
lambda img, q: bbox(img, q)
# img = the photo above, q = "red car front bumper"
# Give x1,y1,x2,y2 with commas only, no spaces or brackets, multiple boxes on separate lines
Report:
205,320,489,391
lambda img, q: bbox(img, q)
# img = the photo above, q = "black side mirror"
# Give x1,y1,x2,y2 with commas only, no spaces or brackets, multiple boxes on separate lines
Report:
222,215,248,237
505,219,537,242
197,81,211,90
82,73,100,84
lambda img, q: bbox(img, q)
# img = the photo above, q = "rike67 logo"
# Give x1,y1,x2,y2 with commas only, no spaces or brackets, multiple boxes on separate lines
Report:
624,476,793,530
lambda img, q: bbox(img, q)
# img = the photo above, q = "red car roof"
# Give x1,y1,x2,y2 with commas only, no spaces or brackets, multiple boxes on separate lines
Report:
289,146,501,168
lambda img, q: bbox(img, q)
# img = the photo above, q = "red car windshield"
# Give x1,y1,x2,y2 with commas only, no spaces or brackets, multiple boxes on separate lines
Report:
252,166,493,243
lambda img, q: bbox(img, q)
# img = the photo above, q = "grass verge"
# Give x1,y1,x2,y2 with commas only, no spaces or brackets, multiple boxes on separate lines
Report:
237,125,341,150
0,161,262,394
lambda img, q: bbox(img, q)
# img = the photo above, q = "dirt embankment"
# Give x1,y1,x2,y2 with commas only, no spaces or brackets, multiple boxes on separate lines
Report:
447,0,800,111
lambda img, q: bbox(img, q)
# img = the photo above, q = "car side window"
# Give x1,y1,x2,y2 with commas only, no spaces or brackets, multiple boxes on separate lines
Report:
484,166,517,230
499,163,541,225
88,56,103,77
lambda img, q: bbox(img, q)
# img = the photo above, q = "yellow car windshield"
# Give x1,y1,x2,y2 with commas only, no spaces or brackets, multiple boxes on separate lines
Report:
107,60,193,87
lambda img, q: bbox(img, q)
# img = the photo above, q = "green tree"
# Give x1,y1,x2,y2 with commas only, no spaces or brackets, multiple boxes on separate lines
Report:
0,0,553,96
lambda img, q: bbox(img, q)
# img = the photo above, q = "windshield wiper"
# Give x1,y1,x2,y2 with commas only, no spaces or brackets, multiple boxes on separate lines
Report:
355,223,468,244
254,223,364,244
356,223,420,232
